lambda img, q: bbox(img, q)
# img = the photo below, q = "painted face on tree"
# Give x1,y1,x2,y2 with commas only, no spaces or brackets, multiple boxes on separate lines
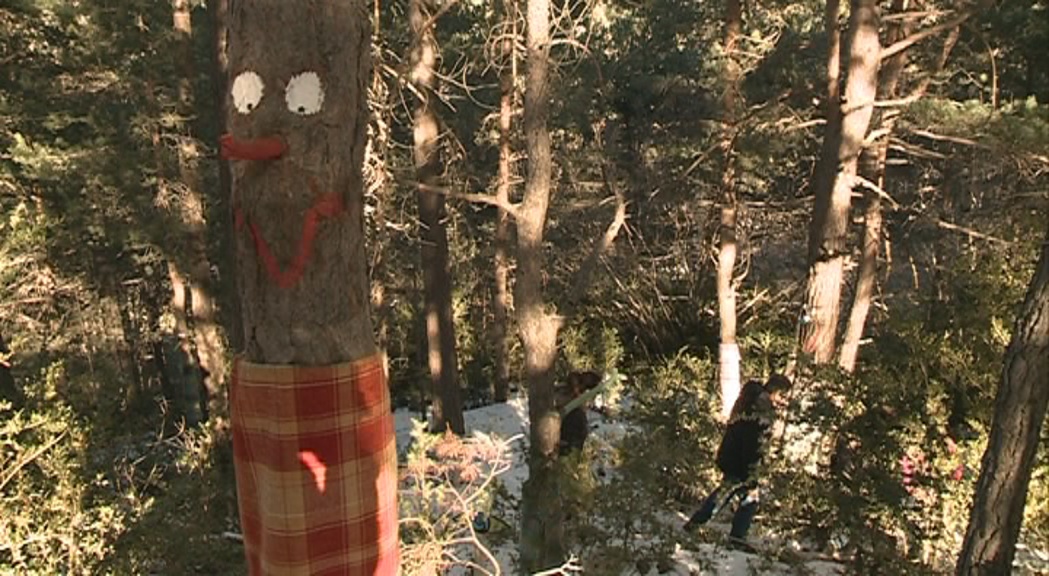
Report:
221,69,326,160
220,67,351,290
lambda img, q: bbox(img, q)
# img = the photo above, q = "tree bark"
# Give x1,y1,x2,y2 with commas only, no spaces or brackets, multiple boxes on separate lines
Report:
956,231,1049,576
518,0,565,570
839,0,911,372
802,0,880,363
225,5,375,365
411,0,464,435
492,0,516,404
170,0,226,425
716,0,742,420
224,5,397,574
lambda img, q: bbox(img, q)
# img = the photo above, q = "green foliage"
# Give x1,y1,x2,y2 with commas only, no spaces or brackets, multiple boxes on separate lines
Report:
563,351,719,571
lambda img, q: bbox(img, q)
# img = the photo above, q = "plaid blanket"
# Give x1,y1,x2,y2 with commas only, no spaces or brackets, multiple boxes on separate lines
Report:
232,355,399,575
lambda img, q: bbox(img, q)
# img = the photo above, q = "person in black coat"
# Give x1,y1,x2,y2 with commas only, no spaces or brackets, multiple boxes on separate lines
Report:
557,370,602,455
683,374,792,542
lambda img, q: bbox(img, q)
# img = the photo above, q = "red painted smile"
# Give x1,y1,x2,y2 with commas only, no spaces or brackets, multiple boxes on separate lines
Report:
222,133,346,288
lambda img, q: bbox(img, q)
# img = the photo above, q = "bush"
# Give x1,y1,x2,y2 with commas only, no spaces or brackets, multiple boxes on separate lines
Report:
398,420,519,575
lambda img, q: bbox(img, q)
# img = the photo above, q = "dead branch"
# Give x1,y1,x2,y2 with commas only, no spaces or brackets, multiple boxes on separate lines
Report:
889,138,948,160
882,9,951,22
532,556,584,575
909,128,986,148
880,11,971,61
563,160,629,310
413,181,520,219
936,219,1011,246
851,174,900,209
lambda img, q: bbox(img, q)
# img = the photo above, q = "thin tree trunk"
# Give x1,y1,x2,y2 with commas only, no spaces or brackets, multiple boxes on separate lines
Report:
716,0,742,420
518,0,564,569
171,0,226,425
368,0,393,378
411,0,464,435
802,0,880,363
492,0,516,404
956,231,1049,576
839,0,911,372
207,0,241,357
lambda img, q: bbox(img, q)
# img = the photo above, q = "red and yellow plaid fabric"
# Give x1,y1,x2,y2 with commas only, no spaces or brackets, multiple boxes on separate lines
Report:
231,354,399,575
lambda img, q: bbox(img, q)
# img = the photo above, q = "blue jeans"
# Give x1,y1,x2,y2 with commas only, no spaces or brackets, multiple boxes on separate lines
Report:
685,480,759,539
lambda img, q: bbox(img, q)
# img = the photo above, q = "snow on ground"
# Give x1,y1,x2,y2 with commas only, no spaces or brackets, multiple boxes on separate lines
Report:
394,396,846,575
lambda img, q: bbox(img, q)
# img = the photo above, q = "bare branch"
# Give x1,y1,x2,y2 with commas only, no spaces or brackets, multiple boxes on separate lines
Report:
413,181,520,219
532,556,584,575
564,162,629,309
936,219,1011,246
909,128,986,148
889,138,948,160
850,174,900,209
874,93,925,108
882,9,951,22
880,11,971,61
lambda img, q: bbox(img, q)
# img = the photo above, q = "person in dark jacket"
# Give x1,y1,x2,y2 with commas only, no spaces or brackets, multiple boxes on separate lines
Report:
557,370,602,455
683,374,792,543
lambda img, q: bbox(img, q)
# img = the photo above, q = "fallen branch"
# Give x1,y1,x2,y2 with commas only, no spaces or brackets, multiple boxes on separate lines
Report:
532,556,584,575
881,10,971,61
0,430,69,492
910,129,985,148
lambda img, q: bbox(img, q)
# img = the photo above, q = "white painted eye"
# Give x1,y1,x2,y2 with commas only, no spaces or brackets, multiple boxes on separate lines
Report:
285,71,324,116
231,71,264,115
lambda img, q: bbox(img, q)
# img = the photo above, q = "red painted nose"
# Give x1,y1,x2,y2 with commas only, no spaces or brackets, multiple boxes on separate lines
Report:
220,133,287,161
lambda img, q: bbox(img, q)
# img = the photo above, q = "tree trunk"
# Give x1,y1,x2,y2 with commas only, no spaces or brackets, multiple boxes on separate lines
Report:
716,0,742,420
801,0,880,363
224,4,397,574
170,0,226,426
411,0,464,435
492,0,516,404
518,0,564,570
956,231,1049,575
207,0,241,356
368,0,389,370
225,13,375,364
838,0,911,372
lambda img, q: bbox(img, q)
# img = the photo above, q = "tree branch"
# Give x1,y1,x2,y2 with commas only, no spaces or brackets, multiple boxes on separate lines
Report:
413,181,520,219
880,11,971,61
936,219,1011,245
850,174,900,209
563,159,629,311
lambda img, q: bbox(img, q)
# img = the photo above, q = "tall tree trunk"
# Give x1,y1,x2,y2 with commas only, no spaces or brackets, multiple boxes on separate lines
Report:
224,4,397,574
492,0,516,404
956,231,1049,576
838,0,911,372
368,0,391,373
801,0,880,363
411,0,464,435
716,0,742,420
170,0,226,425
207,0,241,356
518,0,564,570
